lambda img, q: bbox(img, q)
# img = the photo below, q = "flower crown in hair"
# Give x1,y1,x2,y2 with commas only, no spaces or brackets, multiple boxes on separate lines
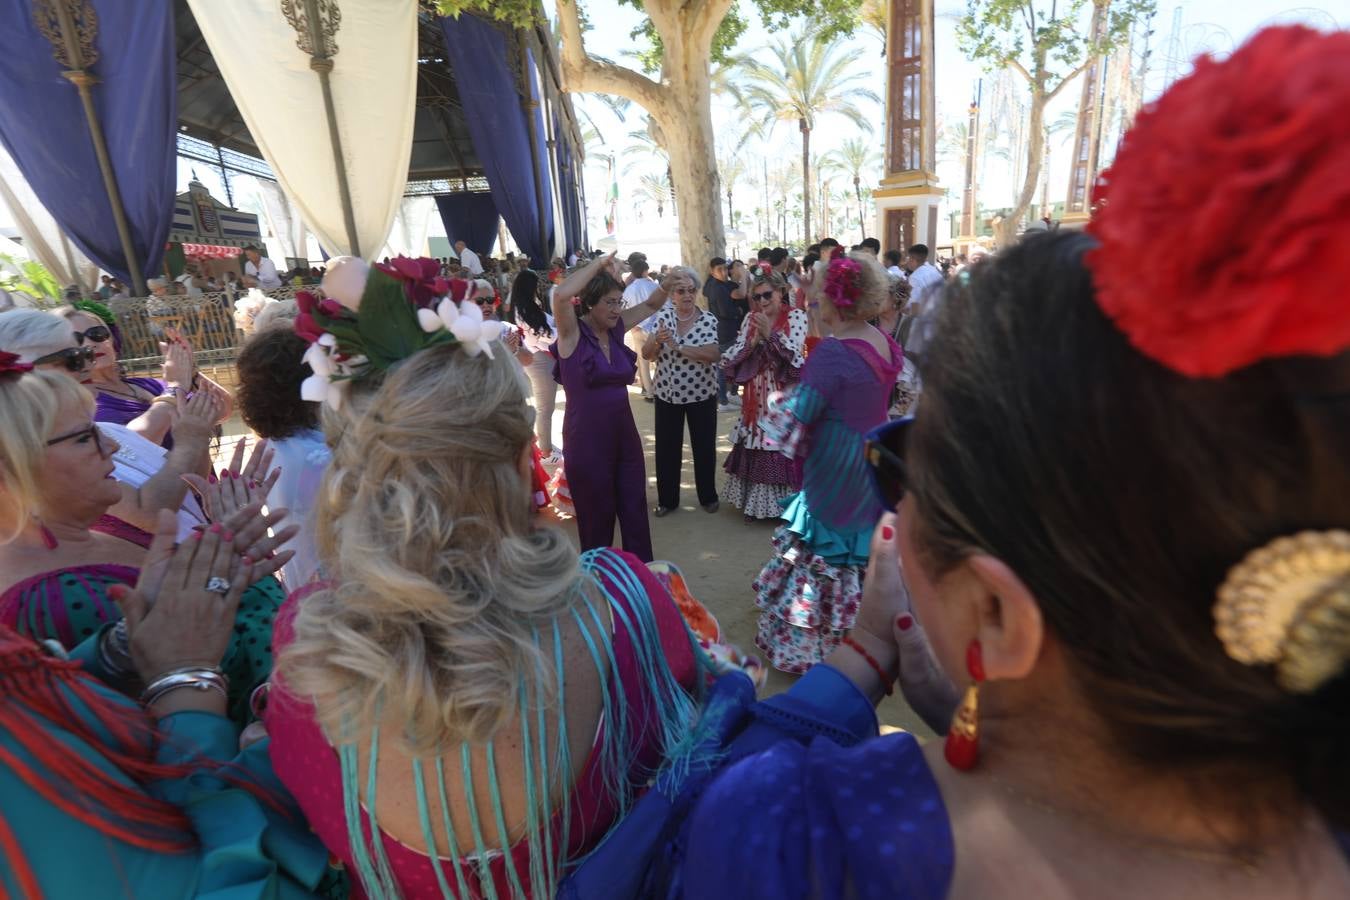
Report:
296,256,503,409
823,257,863,308
1086,25,1350,378
0,351,32,378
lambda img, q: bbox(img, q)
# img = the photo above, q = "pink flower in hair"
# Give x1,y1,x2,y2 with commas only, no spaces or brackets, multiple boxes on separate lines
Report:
823,257,862,308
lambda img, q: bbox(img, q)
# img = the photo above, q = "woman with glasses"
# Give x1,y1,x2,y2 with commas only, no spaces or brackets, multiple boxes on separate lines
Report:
60,307,231,449
752,252,902,673
642,266,722,518
552,254,673,562
0,354,295,727
720,271,808,522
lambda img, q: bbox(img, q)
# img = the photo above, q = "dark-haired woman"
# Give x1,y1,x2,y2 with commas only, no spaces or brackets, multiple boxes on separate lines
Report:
552,254,671,561
626,27,1350,898
510,268,562,463
235,326,329,590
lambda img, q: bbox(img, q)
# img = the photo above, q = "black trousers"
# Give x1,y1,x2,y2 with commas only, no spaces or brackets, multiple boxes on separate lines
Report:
654,395,720,509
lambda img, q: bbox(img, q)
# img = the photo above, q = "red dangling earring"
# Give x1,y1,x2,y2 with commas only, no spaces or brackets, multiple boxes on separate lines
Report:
39,523,58,550
944,639,985,771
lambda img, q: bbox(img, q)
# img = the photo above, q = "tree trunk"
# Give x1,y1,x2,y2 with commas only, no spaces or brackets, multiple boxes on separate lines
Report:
995,91,1046,247
1039,134,1051,220
854,176,866,239
727,189,734,229
800,120,811,246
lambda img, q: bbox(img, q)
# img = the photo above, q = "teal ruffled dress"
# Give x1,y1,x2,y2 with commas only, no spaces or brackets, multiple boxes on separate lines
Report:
752,335,902,673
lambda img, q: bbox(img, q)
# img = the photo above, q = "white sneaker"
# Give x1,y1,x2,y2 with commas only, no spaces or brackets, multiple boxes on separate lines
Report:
728,396,742,407
718,403,734,412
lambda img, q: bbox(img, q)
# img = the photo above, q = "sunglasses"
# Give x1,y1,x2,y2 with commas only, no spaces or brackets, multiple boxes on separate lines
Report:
46,423,107,456
32,346,95,372
73,325,112,345
752,290,778,302
863,416,914,510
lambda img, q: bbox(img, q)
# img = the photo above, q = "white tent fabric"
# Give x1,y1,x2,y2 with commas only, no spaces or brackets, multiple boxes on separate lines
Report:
378,196,435,259
0,143,99,294
254,177,309,263
185,0,417,260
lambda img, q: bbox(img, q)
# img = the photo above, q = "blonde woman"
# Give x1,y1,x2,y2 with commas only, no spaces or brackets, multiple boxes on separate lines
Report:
265,260,703,898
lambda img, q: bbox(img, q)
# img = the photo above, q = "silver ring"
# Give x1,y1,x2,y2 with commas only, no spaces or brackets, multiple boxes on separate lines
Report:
204,576,230,595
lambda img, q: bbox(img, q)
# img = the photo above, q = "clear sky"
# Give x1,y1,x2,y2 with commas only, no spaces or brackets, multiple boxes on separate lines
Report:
571,0,1350,241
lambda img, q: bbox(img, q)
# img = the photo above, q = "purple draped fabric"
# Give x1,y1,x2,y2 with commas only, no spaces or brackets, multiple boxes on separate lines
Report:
94,376,171,448
439,14,555,267
434,192,498,257
0,0,177,283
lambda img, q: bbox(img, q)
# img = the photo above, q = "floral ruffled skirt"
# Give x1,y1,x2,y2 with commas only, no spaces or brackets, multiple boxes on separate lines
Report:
723,444,800,520
752,514,867,674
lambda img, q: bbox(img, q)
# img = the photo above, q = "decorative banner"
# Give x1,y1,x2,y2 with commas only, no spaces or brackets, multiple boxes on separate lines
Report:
186,0,417,259
0,0,177,283
434,192,499,258
0,142,99,294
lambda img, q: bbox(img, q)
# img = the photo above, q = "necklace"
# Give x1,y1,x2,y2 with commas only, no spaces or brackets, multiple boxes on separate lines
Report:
95,380,142,402
984,773,1265,874
674,307,698,323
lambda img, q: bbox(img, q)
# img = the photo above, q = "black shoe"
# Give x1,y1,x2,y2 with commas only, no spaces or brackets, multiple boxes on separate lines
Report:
701,501,720,514
654,506,674,518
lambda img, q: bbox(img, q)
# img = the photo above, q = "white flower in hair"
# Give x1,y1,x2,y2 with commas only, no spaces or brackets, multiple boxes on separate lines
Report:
417,296,461,334
300,341,345,409
321,256,370,312
449,299,504,358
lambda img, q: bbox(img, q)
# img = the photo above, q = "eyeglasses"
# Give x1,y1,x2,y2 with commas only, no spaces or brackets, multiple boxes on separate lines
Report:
599,298,624,309
32,346,95,372
73,325,112,345
752,290,777,302
670,287,696,296
45,423,107,456
863,416,914,510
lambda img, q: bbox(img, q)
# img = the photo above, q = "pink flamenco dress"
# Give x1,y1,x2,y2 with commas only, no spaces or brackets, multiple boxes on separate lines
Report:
752,334,903,673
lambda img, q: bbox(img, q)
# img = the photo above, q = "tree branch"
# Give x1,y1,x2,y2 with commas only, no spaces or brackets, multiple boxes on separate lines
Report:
1008,57,1034,85
1045,56,1094,103
555,0,672,119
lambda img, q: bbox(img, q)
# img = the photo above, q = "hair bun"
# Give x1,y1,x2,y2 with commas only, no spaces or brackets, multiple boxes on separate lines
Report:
1087,25,1350,378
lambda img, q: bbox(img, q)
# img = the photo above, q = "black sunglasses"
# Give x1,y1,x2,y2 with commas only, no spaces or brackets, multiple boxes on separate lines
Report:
32,346,95,372
864,416,914,510
73,325,112,345
46,423,107,456
751,290,777,301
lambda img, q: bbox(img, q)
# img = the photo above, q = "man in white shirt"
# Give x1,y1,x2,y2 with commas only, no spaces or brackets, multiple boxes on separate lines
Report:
883,249,906,278
902,243,948,363
622,253,659,398
175,261,204,296
455,240,483,276
243,246,282,290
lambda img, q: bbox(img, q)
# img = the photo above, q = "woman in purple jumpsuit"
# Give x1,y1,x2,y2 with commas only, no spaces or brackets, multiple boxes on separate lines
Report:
552,255,671,562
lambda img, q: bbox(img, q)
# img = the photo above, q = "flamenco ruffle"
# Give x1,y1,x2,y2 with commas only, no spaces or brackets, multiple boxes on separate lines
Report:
753,526,865,674
778,491,872,567
723,475,795,520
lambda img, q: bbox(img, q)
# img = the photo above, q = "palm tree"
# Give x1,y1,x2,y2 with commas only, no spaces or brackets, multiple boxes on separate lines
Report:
823,137,882,240
634,172,673,218
718,152,749,236
1040,108,1079,219
735,29,880,246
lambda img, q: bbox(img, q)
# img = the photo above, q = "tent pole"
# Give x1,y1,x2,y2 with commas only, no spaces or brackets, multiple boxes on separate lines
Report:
302,0,361,257
518,32,549,265
49,1,145,296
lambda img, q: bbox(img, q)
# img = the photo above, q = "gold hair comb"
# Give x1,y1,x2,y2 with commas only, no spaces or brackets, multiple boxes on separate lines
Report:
1214,530,1350,693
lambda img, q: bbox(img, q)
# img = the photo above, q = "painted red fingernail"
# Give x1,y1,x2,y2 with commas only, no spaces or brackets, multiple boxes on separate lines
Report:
222,530,233,542
896,614,914,632
241,555,253,566
265,550,276,560
193,531,204,541
208,523,222,534
107,584,128,601
881,525,895,542
208,472,218,484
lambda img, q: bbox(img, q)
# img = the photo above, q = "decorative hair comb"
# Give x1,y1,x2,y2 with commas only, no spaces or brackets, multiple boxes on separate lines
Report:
296,255,503,409
0,351,32,378
1213,530,1350,693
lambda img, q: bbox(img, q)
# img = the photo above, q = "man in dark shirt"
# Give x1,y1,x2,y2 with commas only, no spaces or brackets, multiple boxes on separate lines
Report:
703,255,747,409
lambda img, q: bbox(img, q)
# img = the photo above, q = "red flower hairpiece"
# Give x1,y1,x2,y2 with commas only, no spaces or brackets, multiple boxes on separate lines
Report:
374,255,451,309
1086,25,1350,378
0,351,33,377
823,257,863,308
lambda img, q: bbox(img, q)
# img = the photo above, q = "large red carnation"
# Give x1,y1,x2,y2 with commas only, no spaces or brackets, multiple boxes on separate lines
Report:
1086,26,1350,378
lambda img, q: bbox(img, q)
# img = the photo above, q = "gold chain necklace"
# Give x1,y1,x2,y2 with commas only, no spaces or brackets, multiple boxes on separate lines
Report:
984,774,1265,875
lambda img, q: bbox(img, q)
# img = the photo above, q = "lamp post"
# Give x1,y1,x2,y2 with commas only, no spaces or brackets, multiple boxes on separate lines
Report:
35,0,145,295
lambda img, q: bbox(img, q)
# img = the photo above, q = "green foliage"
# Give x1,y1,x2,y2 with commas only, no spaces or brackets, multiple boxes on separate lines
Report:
433,0,539,29
957,0,1156,86
0,253,61,302
315,269,452,374
734,29,879,133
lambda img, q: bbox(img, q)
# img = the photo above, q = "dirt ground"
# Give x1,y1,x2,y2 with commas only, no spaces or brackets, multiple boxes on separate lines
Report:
221,381,930,738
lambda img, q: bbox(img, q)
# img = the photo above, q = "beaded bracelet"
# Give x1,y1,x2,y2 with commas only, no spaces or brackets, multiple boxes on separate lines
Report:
840,635,894,696
140,667,229,707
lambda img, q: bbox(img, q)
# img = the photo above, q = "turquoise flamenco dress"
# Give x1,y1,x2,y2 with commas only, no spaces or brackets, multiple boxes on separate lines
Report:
0,624,346,899
752,335,902,673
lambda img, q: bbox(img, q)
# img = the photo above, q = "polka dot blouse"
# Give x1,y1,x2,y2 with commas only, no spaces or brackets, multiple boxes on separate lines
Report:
649,307,720,404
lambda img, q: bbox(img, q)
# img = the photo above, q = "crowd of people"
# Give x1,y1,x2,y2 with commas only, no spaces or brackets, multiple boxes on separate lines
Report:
0,24,1346,900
